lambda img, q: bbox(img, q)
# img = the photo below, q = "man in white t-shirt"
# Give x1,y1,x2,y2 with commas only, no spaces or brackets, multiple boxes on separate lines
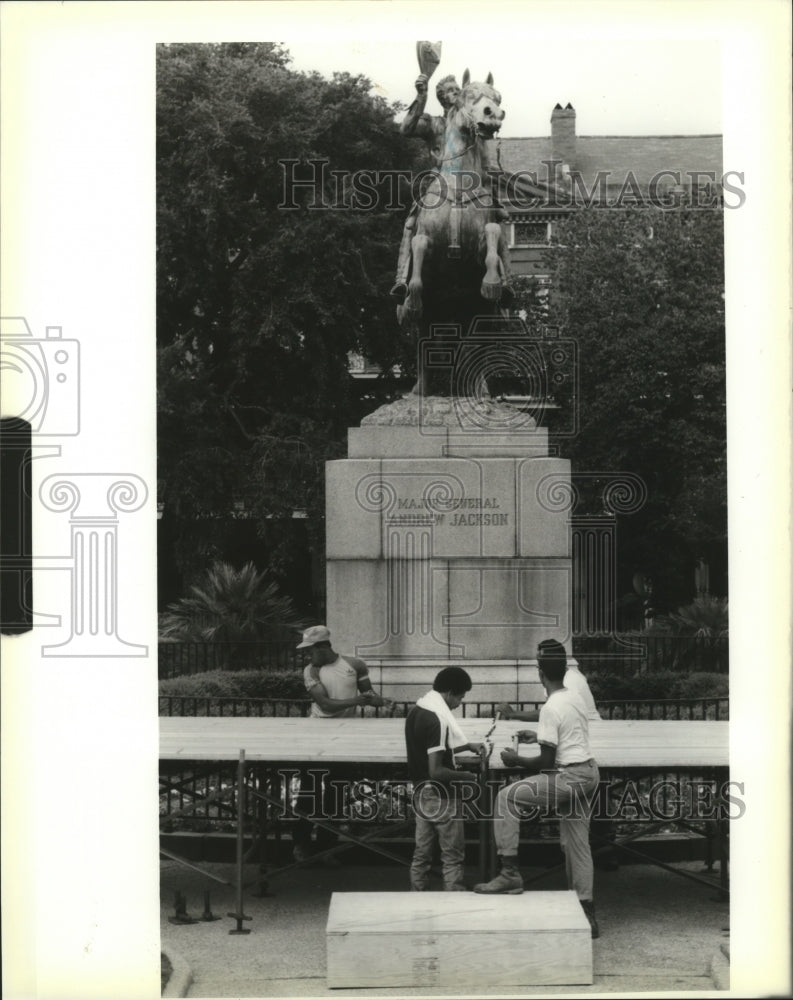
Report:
496,642,618,872
474,641,601,938
292,626,389,863
496,640,600,723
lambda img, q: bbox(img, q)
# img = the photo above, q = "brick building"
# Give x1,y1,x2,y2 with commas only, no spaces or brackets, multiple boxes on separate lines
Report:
498,103,724,284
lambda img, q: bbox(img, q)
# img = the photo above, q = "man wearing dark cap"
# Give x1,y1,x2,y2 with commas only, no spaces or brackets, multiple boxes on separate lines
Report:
292,626,389,863
474,641,601,939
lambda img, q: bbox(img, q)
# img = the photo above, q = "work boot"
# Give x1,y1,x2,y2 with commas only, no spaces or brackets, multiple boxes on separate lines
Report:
444,882,468,892
580,899,600,939
473,861,523,895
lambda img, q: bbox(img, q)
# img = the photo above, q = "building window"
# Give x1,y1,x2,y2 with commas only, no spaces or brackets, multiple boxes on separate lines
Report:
511,220,550,248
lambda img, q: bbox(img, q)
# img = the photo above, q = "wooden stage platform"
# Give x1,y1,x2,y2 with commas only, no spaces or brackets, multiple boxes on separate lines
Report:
160,716,729,771
159,715,730,932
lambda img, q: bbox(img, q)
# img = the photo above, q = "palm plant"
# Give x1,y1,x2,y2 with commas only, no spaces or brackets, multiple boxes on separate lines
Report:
659,594,729,672
669,594,729,642
160,561,303,668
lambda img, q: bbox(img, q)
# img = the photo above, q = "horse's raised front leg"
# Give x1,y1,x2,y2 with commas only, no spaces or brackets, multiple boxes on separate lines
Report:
480,221,503,301
403,233,430,320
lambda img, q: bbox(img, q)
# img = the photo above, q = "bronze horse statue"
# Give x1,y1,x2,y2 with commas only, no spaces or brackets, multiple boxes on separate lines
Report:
396,71,512,395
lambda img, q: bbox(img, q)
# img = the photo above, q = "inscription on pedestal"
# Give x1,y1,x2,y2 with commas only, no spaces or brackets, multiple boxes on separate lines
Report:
391,495,508,527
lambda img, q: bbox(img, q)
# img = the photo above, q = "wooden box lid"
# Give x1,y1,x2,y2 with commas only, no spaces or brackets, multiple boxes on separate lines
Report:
326,891,590,935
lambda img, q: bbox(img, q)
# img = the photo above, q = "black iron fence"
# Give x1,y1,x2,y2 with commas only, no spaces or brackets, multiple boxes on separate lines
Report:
158,634,728,680
159,696,728,721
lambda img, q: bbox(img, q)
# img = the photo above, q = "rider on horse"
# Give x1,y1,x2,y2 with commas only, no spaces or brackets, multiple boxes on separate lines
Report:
390,72,513,303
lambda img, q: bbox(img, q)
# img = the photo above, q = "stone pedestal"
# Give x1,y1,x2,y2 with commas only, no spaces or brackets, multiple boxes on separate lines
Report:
325,397,573,701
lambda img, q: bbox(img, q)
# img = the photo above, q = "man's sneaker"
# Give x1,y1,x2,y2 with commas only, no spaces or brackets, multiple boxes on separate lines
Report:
473,869,523,894
580,899,600,939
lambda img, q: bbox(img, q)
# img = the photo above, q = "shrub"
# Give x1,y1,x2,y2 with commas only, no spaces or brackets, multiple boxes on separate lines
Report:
159,668,307,701
669,671,729,700
588,670,727,703
587,673,635,702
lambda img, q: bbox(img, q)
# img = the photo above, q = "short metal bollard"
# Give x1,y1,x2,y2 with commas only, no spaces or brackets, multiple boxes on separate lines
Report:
169,890,198,925
201,890,220,922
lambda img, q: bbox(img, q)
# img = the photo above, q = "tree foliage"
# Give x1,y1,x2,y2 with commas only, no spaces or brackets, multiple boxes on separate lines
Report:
157,43,420,588
542,206,726,606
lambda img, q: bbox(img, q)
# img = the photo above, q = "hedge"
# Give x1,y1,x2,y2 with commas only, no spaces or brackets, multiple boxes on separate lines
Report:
587,670,728,702
159,669,306,701
159,667,728,707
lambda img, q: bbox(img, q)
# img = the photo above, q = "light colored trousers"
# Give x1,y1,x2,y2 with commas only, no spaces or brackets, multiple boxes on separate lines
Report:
494,760,600,901
410,783,466,890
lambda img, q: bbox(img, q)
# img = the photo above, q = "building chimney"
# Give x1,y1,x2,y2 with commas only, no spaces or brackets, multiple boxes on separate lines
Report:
551,102,576,169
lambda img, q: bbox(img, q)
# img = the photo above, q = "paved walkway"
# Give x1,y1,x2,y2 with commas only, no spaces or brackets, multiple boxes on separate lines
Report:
161,857,729,996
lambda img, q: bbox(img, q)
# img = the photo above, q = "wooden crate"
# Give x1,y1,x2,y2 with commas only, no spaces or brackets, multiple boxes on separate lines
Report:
326,890,592,989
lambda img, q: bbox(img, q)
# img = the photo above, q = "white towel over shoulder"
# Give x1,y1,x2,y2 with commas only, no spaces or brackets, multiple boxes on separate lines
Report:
416,689,469,763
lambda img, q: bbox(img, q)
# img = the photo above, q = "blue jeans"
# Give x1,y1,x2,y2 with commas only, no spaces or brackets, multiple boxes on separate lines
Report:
410,783,466,890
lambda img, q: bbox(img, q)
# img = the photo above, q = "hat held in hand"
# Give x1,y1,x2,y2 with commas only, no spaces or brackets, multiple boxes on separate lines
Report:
296,625,331,649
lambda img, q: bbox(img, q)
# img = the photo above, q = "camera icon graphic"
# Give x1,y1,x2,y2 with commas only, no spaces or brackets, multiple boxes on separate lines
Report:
0,317,80,435
417,314,578,436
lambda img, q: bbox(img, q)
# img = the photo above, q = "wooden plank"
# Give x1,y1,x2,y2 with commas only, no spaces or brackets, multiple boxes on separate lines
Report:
159,717,728,769
326,891,592,988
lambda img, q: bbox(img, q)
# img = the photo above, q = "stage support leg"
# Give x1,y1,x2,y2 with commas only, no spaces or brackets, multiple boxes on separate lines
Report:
228,749,252,934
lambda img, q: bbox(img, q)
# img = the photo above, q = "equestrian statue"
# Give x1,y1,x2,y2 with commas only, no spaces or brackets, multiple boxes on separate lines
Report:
391,44,516,396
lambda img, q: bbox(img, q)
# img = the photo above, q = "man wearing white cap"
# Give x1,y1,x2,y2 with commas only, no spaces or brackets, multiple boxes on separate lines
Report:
292,626,389,864
297,625,388,718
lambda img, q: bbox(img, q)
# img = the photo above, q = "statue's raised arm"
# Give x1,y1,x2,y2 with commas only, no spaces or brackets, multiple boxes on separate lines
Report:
400,75,433,140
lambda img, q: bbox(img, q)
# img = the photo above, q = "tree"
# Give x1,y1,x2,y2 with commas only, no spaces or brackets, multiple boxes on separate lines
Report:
541,205,726,607
157,43,422,594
